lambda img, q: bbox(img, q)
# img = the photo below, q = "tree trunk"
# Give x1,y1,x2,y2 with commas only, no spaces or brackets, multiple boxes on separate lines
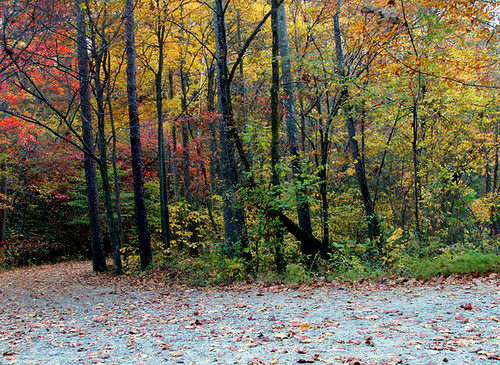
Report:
101,35,125,250
235,9,246,97
171,126,179,200
277,4,313,237
0,170,6,249
213,0,250,260
91,29,122,274
333,0,381,243
125,0,152,270
180,68,192,206
96,105,122,275
494,120,499,191
319,127,330,248
107,93,125,249
411,93,422,242
207,61,220,196
75,0,107,272
155,22,171,249
271,0,284,273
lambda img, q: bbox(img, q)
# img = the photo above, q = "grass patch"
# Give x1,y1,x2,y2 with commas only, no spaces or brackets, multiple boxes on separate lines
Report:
401,250,500,278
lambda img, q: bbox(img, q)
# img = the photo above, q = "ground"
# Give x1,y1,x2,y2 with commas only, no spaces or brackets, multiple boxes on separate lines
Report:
0,261,499,364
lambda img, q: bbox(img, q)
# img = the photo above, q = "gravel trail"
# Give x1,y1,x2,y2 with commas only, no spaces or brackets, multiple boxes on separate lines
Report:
0,262,499,364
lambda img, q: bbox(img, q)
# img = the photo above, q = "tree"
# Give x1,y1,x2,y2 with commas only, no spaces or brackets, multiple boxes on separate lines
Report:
86,1,124,274
277,3,313,237
152,0,172,249
125,0,152,270
213,0,250,259
75,0,107,272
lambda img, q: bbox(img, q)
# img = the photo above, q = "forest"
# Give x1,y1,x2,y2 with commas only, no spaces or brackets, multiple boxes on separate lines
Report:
0,0,499,281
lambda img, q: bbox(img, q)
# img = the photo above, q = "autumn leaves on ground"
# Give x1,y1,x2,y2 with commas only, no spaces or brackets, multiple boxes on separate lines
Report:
1,261,499,364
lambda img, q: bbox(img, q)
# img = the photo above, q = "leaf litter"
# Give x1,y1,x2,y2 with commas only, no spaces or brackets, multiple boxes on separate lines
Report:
0,262,499,364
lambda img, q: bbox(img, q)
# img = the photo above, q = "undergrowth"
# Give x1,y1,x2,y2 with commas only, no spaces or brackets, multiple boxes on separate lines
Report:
118,234,500,285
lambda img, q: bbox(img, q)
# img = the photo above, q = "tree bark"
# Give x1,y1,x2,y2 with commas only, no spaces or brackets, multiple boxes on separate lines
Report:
213,0,250,259
75,0,107,272
125,0,152,270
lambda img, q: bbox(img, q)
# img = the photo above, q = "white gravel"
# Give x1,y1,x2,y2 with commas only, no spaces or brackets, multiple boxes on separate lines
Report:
0,262,499,364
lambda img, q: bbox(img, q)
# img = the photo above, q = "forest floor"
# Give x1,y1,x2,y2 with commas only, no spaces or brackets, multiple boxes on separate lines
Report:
0,262,499,365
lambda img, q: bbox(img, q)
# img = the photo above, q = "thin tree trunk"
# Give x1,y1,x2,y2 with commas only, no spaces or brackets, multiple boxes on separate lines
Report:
235,9,246,97
171,127,179,200
412,93,422,242
490,120,500,236
75,0,107,272
277,4,313,237
155,21,171,249
125,0,152,270
101,37,125,249
494,120,499,191
0,170,6,249
207,61,220,196
319,128,330,248
107,95,125,248
167,68,179,200
271,0,284,273
333,0,381,243
180,68,192,205
91,27,122,274
96,91,122,274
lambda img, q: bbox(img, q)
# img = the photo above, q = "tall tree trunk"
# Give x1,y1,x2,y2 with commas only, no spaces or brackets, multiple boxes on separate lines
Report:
180,67,192,206
107,93,125,248
333,0,381,243
0,169,6,254
213,0,250,260
168,68,179,200
319,127,330,248
155,21,171,249
125,0,152,270
75,0,107,272
207,61,220,196
235,9,246,97
270,0,284,273
494,120,499,191
277,4,313,237
96,118,122,275
411,92,422,242
101,38,125,249
490,120,500,236
91,23,123,274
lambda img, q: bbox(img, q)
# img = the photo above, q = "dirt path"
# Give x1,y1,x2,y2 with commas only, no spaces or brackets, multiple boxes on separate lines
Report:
0,261,499,364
